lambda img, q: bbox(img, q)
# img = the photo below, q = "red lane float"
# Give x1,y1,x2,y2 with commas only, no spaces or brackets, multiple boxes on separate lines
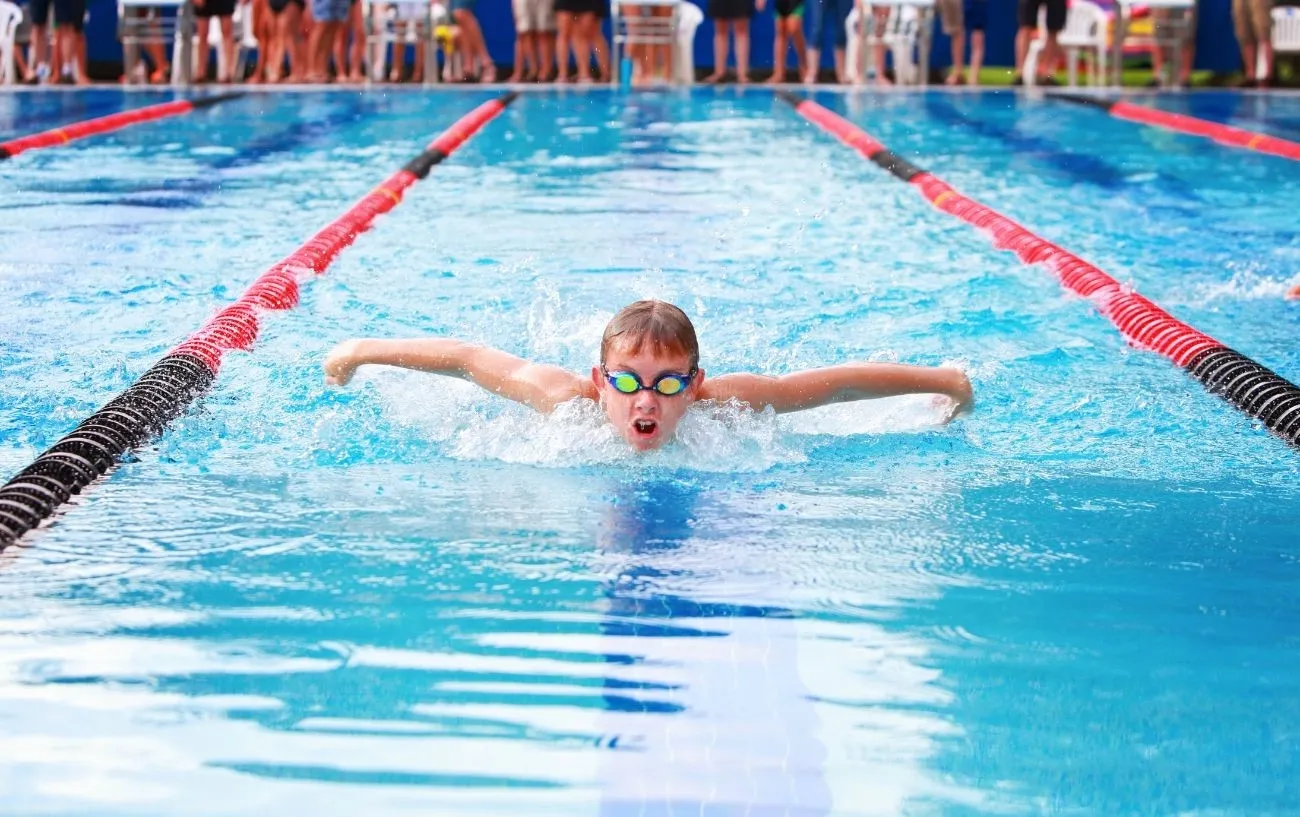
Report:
0,92,518,551
778,92,1300,449
0,93,243,161
1051,93,1300,163
172,93,517,375
1109,101,1300,163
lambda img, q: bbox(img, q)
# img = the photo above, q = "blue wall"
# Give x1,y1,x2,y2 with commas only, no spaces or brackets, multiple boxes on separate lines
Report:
85,0,1245,74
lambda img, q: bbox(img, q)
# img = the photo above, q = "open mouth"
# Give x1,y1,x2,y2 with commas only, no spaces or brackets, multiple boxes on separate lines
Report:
632,419,658,438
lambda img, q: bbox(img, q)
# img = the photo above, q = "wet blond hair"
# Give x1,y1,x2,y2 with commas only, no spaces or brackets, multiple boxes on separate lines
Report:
600,300,699,371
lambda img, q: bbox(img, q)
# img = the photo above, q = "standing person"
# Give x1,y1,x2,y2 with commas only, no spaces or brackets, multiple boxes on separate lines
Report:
22,0,50,82
554,0,574,80
307,0,349,80
1232,0,1272,86
243,0,273,82
704,0,754,82
804,0,852,83
963,0,986,84
555,0,604,82
265,0,306,81
935,0,964,84
576,0,609,81
766,0,806,83
450,0,495,81
195,0,237,82
50,0,89,83
1012,0,1064,85
332,0,366,82
510,0,555,81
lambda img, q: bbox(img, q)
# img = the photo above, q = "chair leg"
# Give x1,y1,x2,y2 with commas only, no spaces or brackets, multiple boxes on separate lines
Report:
1066,46,1078,86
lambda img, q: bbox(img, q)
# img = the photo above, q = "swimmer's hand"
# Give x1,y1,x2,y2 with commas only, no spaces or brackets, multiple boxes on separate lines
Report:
934,368,973,423
323,340,362,386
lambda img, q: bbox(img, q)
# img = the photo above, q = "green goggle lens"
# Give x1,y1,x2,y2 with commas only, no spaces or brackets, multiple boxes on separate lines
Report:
612,373,641,393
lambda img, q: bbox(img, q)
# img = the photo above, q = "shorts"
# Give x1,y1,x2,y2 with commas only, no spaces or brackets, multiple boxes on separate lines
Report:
936,0,962,33
807,0,852,48
268,0,304,14
553,0,605,15
196,0,236,18
774,0,802,17
450,0,477,10
311,0,348,21
514,0,555,31
1232,0,1272,46
963,0,987,30
1018,0,1065,31
29,0,85,28
708,0,752,19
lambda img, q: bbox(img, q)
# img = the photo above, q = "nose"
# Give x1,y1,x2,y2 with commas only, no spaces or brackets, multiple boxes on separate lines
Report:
633,389,659,414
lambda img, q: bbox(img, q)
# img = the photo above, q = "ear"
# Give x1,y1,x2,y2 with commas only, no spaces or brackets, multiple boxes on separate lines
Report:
591,366,604,393
688,367,705,399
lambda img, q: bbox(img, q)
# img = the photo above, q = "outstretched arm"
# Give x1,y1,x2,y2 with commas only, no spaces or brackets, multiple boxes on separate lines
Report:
323,338,589,412
702,363,973,419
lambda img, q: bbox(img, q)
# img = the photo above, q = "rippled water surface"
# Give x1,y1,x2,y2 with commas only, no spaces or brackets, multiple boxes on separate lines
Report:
2,88,1299,815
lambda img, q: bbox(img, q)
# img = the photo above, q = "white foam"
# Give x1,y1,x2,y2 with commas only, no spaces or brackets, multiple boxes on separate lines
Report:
368,370,955,473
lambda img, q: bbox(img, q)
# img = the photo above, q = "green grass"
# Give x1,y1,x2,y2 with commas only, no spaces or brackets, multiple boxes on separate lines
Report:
970,66,1219,87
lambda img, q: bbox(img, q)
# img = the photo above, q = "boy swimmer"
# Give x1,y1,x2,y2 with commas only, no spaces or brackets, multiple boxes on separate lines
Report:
323,300,973,451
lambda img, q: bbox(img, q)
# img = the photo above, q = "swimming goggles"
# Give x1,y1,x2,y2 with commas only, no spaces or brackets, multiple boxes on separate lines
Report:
602,367,696,396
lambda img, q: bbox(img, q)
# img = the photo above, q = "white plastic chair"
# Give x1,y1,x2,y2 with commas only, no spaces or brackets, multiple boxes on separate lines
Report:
846,4,921,84
1262,6,1300,77
1024,0,1107,86
364,0,444,83
119,0,194,85
0,0,20,85
674,0,700,83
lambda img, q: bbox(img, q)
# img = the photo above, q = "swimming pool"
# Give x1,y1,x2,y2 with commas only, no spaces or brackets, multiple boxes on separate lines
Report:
2,87,1299,814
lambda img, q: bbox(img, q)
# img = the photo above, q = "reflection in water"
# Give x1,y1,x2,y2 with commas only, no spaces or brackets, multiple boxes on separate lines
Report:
595,477,832,816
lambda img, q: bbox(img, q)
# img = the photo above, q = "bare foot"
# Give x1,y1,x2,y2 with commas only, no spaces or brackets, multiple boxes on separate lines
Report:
246,73,263,84
737,72,749,84
944,71,963,86
802,70,816,84
150,66,170,84
765,72,782,85
346,71,364,83
874,75,893,87
507,71,523,82
480,64,497,82
702,71,724,84
557,73,572,83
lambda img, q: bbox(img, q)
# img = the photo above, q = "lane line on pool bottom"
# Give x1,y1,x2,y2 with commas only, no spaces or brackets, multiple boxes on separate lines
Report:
1052,93,1300,163
0,92,518,551
0,93,244,161
776,91,1300,452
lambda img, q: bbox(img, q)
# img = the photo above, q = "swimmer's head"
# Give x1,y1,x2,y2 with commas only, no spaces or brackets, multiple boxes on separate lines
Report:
593,300,704,452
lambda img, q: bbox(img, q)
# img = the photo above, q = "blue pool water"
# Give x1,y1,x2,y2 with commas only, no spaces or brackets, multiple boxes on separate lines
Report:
2,88,1299,814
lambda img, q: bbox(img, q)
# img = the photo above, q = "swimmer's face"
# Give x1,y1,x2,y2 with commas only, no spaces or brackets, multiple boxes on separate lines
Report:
593,344,703,452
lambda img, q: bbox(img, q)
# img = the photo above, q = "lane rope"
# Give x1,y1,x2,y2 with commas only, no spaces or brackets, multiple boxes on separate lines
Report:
0,92,519,551
777,91,1300,452
0,93,244,161
1052,93,1300,163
